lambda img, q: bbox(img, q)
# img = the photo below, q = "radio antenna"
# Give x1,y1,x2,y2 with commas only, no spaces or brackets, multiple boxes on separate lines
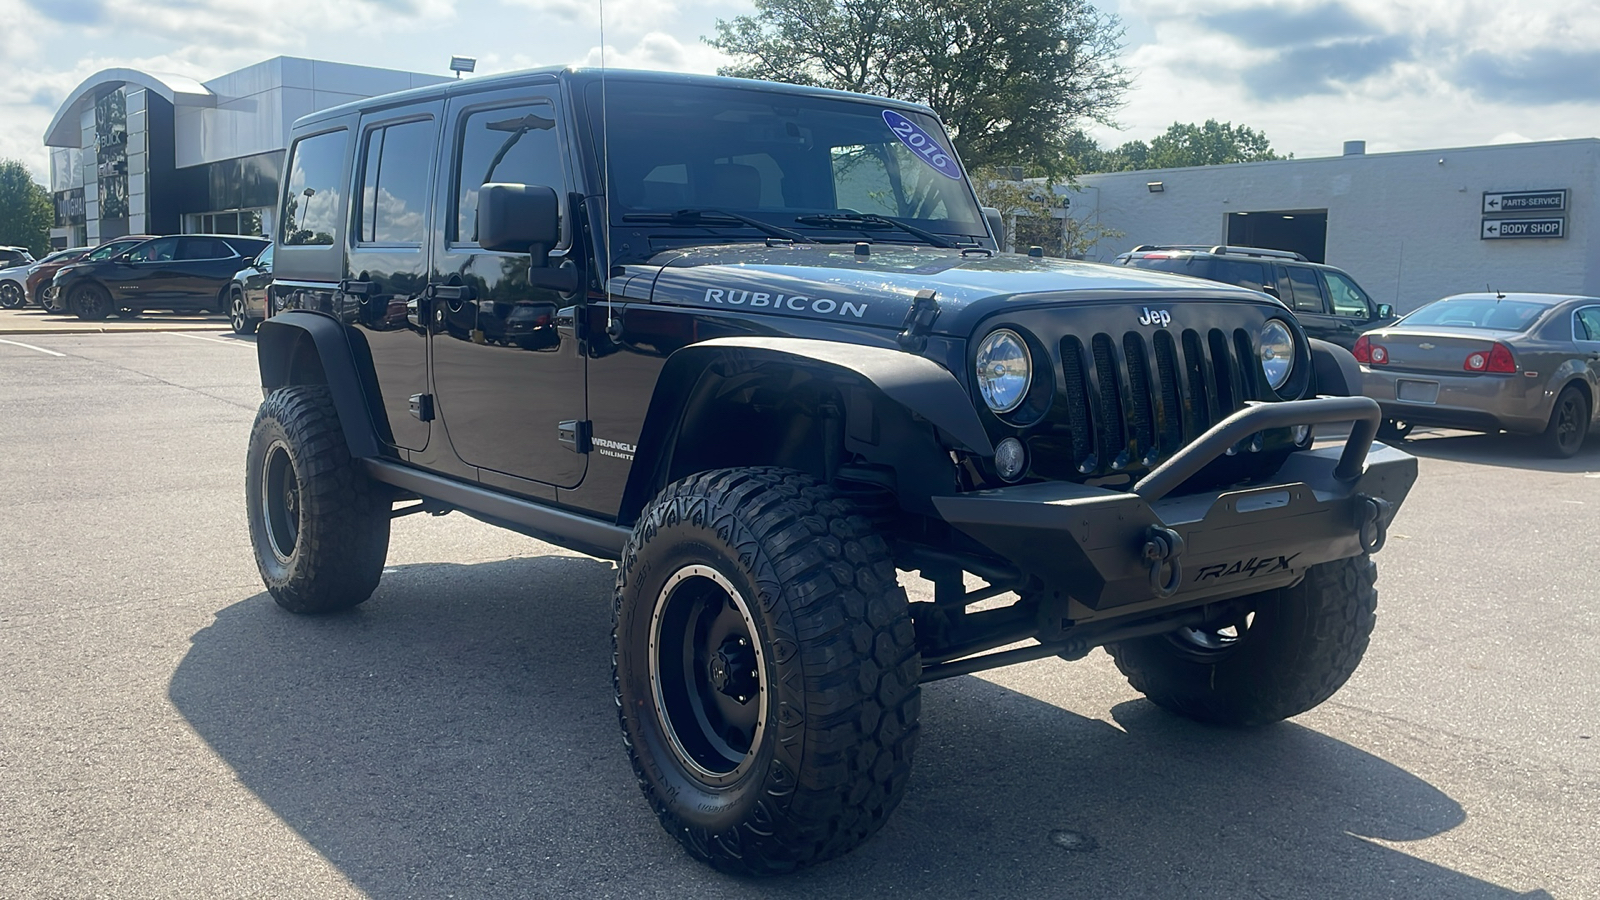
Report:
599,0,616,337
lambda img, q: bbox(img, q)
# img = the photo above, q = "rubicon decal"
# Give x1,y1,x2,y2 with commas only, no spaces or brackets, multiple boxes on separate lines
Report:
1194,553,1300,582
702,288,869,318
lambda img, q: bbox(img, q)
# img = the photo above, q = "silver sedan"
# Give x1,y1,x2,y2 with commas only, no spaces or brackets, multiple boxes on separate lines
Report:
1358,292,1600,457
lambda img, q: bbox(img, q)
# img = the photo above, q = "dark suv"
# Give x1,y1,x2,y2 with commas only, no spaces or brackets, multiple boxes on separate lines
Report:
53,234,268,320
1117,245,1397,349
248,68,1415,876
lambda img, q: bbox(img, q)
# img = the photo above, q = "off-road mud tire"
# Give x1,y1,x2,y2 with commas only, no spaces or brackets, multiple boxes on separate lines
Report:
246,385,390,613
614,467,920,876
1108,555,1378,726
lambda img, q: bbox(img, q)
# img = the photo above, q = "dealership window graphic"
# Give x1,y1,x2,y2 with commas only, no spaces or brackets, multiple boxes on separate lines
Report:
95,89,129,225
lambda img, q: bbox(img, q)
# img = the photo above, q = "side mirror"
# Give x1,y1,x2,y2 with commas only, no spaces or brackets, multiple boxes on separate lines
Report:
1261,283,1279,296
981,206,1005,248
478,183,579,292
1376,303,1394,318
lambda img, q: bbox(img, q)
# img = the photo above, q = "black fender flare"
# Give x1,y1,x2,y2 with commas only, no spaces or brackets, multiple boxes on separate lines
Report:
256,310,383,459
1309,338,1363,397
618,336,993,524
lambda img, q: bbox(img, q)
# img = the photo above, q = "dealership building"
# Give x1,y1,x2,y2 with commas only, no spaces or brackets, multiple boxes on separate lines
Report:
42,57,449,250
1064,138,1600,314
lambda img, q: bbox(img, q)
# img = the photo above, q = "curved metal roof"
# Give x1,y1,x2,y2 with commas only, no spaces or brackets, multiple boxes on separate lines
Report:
43,68,215,148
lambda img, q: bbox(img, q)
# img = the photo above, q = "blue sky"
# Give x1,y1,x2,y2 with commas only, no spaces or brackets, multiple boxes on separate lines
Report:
3,0,1598,182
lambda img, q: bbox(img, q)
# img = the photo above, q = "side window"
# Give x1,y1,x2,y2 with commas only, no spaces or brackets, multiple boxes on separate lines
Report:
177,237,230,260
128,238,178,263
1213,259,1269,292
1324,271,1371,318
281,129,347,247
1576,308,1600,341
1285,266,1326,313
358,118,435,245
453,103,565,244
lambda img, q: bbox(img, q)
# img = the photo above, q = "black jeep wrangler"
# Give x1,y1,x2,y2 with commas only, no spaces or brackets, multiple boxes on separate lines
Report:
247,68,1416,875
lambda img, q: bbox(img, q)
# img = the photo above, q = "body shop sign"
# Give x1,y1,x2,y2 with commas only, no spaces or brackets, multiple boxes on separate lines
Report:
883,110,963,180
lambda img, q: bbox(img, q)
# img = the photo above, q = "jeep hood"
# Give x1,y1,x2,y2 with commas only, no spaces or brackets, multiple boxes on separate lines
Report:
625,243,1280,336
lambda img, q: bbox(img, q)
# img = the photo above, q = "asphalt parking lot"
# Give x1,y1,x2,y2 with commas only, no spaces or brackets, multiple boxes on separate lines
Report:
1,331,1595,899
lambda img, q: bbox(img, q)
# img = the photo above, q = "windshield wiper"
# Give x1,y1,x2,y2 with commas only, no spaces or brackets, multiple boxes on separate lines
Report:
792,213,961,249
621,208,813,243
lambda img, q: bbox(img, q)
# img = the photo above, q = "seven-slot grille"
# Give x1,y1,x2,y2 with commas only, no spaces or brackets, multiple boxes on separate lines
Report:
1058,328,1261,475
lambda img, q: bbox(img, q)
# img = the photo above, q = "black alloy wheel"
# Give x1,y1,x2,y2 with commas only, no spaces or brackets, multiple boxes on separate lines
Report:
650,565,767,782
71,283,112,321
260,439,301,564
230,287,257,335
0,281,23,309
1543,386,1590,458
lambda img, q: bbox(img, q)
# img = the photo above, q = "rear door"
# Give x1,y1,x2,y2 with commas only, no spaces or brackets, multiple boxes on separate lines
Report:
170,236,240,308
346,103,444,452
1278,263,1342,345
429,84,587,490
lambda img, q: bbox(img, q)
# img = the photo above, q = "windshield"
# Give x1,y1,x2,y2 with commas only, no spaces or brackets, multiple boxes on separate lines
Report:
589,81,986,243
1403,297,1552,331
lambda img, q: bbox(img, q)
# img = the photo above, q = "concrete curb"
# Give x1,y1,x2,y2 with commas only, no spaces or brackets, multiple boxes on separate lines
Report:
0,320,230,336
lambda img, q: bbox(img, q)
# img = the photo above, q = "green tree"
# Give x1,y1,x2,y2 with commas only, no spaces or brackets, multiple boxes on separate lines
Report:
707,0,1130,177
0,159,53,256
1079,120,1286,173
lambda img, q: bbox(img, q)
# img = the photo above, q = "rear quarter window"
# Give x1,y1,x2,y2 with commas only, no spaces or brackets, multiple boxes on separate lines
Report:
281,130,348,247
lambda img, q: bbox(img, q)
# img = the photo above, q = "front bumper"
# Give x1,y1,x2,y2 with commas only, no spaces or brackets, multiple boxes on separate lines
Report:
934,397,1416,627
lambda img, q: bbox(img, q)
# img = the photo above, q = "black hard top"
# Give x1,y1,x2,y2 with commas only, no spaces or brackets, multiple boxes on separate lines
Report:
290,67,941,133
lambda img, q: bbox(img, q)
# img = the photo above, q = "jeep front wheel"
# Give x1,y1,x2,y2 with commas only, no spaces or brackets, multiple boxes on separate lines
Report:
245,385,390,613
1108,555,1378,726
614,468,920,875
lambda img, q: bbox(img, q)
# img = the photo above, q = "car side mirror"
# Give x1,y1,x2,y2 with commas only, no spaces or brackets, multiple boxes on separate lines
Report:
477,183,579,292
1376,303,1394,318
981,206,1004,248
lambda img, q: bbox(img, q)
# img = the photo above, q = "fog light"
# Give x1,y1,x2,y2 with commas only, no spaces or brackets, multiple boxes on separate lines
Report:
995,437,1027,482
1292,424,1313,445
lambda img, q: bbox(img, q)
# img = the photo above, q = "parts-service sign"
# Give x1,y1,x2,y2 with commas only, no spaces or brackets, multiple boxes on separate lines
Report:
883,110,963,181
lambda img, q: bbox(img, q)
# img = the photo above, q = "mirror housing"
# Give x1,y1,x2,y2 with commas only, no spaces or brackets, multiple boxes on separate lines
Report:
1376,303,1394,318
981,206,1005,249
477,183,580,292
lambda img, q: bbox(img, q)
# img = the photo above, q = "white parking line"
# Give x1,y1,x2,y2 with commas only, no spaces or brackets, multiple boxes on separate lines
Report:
0,338,66,357
164,331,252,347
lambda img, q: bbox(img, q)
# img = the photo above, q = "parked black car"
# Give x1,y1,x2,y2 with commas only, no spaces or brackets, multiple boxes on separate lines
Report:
35,236,155,311
247,68,1416,875
1117,245,1397,349
53,234,270,320
228,243,275,334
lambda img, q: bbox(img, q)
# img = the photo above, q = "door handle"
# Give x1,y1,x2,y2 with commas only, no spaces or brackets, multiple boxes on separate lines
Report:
428,284,475,302
339,279,376,297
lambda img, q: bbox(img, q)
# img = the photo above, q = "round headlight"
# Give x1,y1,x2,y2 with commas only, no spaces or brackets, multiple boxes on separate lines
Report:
975,329,1032,413
1258,319,1296,391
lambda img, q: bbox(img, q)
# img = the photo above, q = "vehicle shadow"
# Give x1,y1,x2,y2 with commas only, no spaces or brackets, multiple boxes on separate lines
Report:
170,557,1550,900
1395,428,1599,473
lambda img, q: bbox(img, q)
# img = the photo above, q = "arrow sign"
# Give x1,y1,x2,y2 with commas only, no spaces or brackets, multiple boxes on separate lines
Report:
1482,217,1565,240
1483,190,1567,214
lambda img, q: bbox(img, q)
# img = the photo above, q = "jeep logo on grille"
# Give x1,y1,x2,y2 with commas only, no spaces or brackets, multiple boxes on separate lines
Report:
1138,307,1172,327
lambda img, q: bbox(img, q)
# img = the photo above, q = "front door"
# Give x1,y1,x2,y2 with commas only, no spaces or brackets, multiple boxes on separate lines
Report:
114,236,181,303
430,86,587,489
346,103,444,452
1276,263,1341,346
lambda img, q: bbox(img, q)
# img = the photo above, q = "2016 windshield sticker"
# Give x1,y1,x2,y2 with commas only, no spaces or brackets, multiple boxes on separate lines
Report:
883,110,963,181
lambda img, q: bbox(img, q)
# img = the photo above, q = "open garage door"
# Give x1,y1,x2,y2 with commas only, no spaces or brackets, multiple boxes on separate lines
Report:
1226,210,1327,263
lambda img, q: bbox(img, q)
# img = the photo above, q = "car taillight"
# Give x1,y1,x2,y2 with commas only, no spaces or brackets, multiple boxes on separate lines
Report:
1353,334,1372,363
1464,342,1516,373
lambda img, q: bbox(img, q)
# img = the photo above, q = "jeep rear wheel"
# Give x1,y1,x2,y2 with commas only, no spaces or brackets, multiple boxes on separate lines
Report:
246,385,390,613
614,467,920,875
1108,555,1377,726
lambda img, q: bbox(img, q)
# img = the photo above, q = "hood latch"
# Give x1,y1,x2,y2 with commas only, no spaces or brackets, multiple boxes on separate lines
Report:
898,288,940,353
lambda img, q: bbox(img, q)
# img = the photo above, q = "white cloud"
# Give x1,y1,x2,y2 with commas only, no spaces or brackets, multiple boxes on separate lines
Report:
576,32,729,73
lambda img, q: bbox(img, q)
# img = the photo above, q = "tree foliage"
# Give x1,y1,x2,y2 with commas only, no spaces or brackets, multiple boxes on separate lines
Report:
1073,120,1287,173
707,0,1130,177
970,166,1121,258
0,159,53,256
